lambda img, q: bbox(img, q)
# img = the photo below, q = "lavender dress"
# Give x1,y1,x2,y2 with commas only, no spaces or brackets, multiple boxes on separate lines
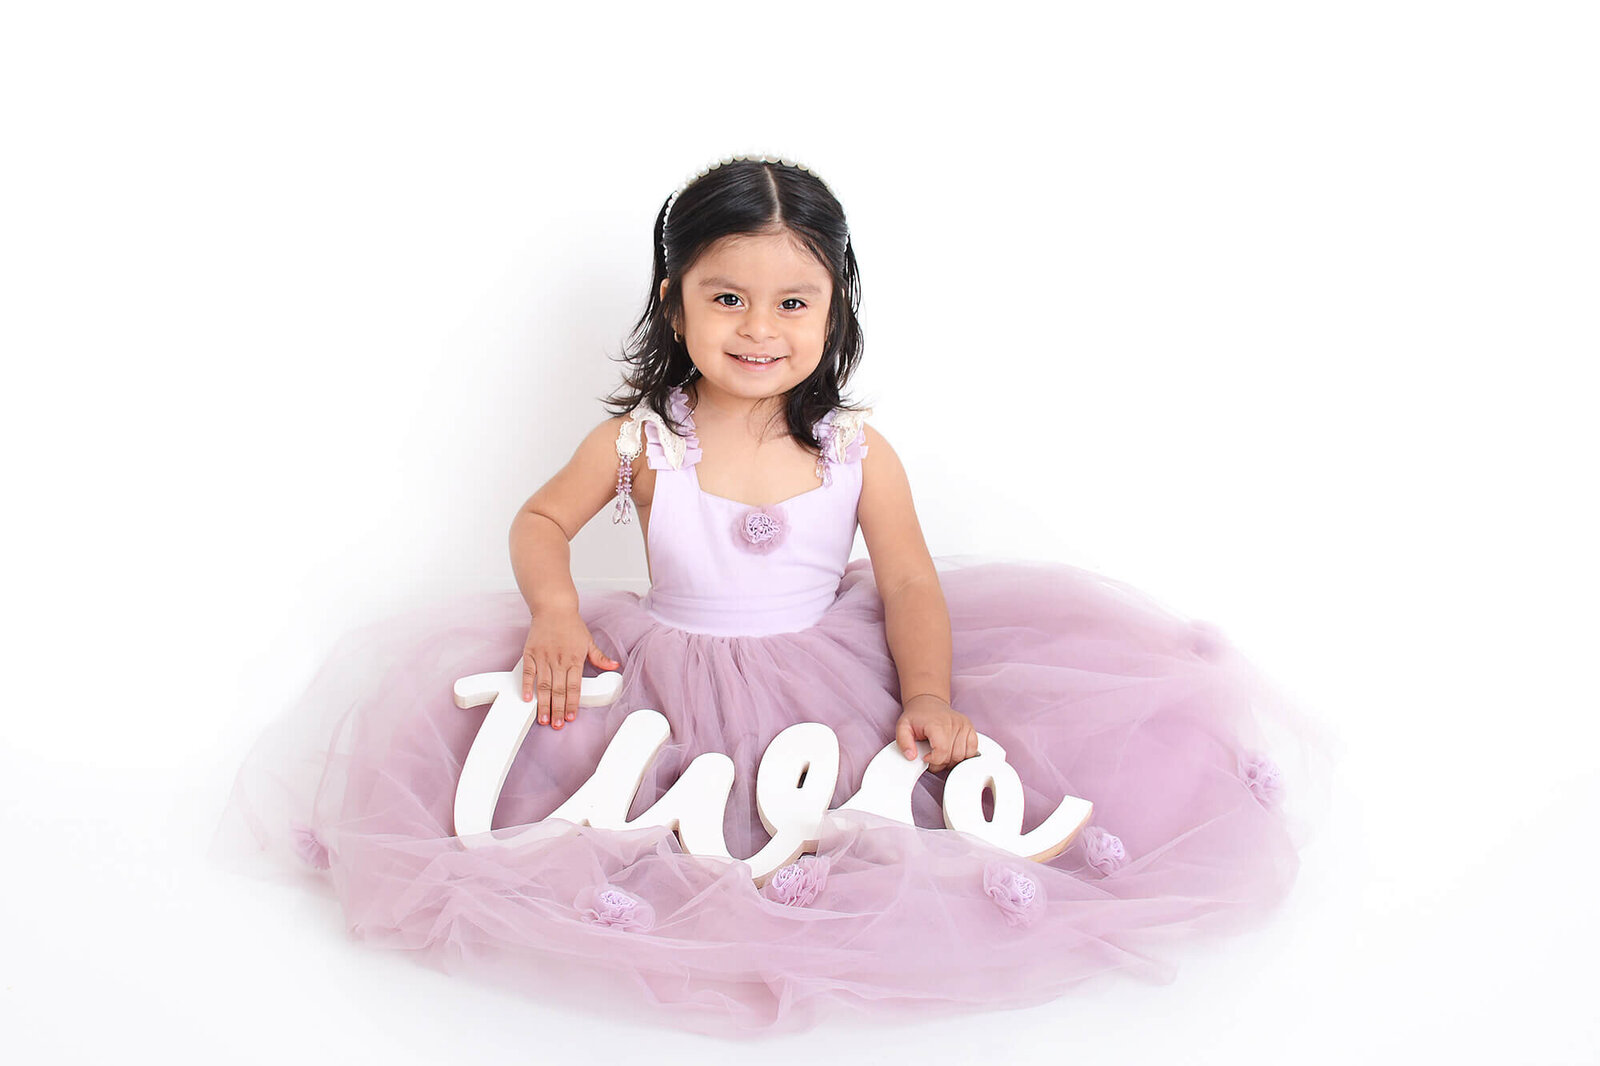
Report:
214,386,1327,1035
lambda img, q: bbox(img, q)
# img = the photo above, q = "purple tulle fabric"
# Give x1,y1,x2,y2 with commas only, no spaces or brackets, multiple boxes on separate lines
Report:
212,393,1328,1035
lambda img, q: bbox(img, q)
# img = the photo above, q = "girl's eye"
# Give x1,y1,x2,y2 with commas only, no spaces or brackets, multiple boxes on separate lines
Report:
713,294,807,311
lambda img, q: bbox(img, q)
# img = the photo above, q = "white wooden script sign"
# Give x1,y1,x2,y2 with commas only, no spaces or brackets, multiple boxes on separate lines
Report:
454,668,1093,885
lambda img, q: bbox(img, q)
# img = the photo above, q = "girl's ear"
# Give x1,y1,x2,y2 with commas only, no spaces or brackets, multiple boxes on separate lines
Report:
659,279,683,334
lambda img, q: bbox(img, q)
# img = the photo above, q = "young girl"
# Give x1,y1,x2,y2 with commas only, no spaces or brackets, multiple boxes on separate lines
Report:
215,154,1325,1035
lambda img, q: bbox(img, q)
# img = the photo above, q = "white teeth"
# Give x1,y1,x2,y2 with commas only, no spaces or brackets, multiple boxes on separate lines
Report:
735,354,778,364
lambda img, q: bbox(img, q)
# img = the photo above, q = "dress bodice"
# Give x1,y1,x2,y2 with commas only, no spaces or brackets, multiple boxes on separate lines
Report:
614,386,871,636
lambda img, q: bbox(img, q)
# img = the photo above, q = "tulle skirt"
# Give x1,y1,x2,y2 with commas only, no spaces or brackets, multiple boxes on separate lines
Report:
211,556,1330,1035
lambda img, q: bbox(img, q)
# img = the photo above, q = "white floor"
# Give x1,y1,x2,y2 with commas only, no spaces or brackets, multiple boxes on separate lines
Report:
8,743,1596,1063
5,2,1597,1061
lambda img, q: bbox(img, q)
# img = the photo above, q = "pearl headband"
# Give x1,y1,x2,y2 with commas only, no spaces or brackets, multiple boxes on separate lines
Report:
661,152,847,267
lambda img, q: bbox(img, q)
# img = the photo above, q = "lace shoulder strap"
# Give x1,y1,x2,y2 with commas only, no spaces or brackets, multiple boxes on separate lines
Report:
615,410,689,470
814,405,873,485
610,392,702,524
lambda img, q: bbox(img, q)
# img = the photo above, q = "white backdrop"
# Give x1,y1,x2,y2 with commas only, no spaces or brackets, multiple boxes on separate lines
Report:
3,2,1596,1062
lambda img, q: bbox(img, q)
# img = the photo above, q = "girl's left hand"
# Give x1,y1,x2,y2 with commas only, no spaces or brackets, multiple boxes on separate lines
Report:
894,694,979,772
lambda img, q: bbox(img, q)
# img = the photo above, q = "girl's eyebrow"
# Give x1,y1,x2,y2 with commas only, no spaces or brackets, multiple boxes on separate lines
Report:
696,275,823,296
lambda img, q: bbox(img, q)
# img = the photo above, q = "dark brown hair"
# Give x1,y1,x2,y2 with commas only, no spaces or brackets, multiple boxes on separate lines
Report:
602,159,866,451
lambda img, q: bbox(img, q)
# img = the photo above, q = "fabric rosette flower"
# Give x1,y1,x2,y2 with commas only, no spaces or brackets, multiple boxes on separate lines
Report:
983,862,1044,928
1078,825,1128,875
733,505,787,554
1239,752,1285,808
289,821,331,871
760,854,831,907
575,883,656,932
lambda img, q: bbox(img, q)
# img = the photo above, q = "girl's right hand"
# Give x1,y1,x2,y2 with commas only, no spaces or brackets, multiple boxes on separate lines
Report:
521,610,621,730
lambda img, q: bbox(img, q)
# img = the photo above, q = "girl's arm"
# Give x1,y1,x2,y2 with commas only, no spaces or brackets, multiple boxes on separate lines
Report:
510,416,632,611
509,416,635,723
857,425,979,771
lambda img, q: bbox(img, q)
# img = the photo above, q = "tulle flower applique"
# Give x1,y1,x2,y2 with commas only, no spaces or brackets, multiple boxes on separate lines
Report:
760,854,830,907
1239,752,1285,808
289,821,331,871
734,506,787,554
1078,825,1128,875
576,883,656,932
983,863,1043,928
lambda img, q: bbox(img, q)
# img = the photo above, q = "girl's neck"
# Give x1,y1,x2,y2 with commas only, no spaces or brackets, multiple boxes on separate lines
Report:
685,381,789,443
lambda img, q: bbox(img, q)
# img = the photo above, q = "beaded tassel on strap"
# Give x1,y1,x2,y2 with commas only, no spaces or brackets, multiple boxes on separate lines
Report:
613,419,645,525
612,454,635,525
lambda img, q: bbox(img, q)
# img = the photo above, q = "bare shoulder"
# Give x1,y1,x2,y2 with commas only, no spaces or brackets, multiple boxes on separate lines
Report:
858,420,914,513
586,413,631,452
591,410,660,507
519,414,647,540
582,414,656,498
860,420,906,479
856,420,936,594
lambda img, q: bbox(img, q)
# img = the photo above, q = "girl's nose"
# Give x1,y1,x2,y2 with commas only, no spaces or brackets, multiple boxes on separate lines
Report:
741,307,778,340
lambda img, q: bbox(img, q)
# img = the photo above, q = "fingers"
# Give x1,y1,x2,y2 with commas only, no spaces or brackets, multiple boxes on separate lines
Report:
548,660,565,727
560,663,581,726
522,653,563,723
522,619,616,731
950,725,977,769
536,668,554,726
895,715,917,760
924,720,981,772
548,660,573,729
937,725,965,772
924,722,954,772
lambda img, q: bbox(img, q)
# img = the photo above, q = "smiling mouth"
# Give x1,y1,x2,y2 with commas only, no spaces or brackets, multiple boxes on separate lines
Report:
730,353,785,365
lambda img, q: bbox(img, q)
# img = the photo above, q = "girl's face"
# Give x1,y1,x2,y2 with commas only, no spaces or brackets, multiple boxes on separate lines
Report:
664,231,834,408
